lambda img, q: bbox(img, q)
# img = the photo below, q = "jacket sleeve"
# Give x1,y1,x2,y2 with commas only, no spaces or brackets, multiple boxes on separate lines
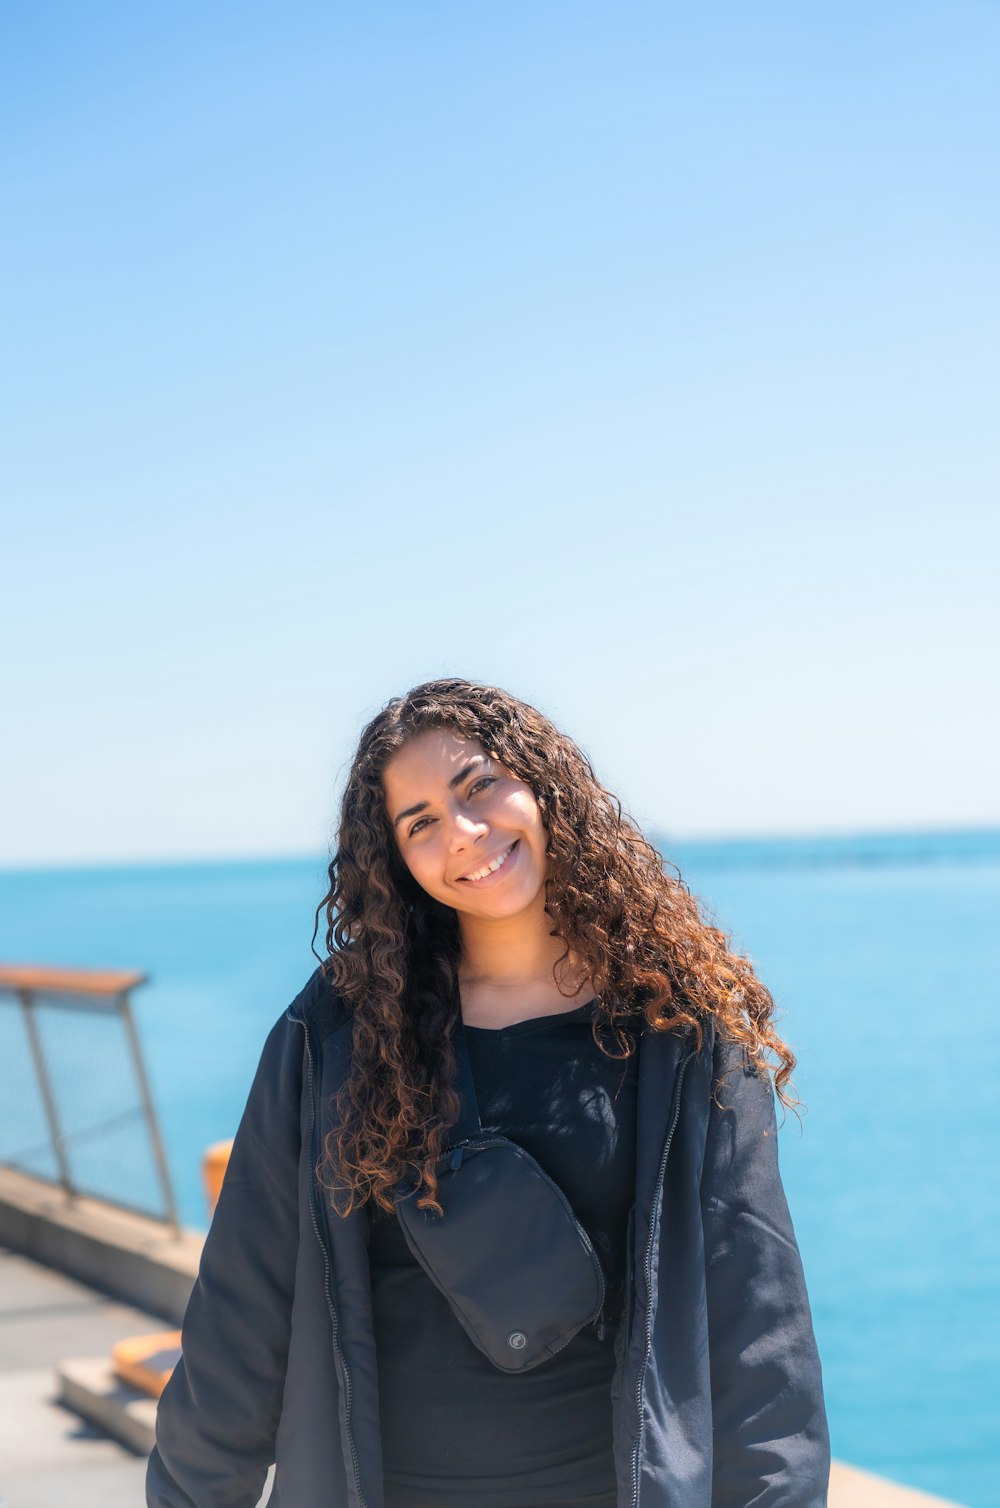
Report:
146,1010,304,1508
700,1030,831,1507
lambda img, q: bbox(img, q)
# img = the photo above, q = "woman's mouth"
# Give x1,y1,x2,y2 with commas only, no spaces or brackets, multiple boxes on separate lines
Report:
458,839,520,886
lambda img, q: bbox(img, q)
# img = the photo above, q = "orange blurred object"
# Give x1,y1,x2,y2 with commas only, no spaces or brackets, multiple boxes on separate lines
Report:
202,1138,233,1216
111,1331,183,1398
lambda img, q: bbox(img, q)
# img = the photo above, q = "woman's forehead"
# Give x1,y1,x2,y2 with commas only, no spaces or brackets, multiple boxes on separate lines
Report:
383,729,490,794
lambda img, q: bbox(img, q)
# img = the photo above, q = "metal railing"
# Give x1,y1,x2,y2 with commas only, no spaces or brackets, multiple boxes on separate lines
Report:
0,963,180,1234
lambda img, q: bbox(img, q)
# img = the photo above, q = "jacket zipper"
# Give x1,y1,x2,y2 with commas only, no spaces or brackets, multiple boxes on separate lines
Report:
629,1046,696,1508
293,1014,369,1508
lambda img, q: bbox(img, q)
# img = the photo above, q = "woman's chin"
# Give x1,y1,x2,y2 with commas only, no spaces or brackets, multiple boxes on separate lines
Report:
455,875,548,920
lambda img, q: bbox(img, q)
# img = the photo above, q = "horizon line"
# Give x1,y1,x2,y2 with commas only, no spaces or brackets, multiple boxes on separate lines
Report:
2,820,999,877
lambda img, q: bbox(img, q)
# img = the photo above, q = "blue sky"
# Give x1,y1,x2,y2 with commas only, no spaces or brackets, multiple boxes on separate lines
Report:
2,2,998,865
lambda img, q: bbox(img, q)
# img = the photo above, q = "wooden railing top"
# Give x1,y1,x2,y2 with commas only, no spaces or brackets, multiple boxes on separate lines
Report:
0,964,148,997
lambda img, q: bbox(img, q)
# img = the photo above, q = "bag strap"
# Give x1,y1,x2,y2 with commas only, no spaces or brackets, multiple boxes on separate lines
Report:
447,1012,482,1146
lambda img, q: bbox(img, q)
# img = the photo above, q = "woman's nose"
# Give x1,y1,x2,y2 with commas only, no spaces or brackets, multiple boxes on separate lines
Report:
447,809,488,851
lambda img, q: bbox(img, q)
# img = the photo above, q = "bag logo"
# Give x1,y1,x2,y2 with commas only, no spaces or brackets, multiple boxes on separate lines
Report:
507,1331,527,1350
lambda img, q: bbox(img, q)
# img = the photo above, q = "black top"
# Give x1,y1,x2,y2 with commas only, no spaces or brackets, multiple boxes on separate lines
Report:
367,999,640,1508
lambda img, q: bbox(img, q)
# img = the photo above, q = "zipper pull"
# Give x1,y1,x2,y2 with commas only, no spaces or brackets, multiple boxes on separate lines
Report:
450,1145,465,1171
594,1309,607,1342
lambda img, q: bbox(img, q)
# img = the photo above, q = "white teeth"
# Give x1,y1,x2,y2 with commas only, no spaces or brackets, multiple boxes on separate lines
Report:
464,842,515,883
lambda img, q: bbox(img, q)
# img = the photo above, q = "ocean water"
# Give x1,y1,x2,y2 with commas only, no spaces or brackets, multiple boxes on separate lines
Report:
1,829,997,1506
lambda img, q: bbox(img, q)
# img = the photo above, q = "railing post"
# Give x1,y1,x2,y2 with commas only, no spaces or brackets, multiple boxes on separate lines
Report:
118,991,181,1236
18,987,75,1198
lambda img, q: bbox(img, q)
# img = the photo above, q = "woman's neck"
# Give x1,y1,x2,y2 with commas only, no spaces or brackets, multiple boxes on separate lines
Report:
456,893,593,1020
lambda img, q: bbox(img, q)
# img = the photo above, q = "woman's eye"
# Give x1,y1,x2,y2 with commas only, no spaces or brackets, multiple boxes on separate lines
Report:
408,778,494,837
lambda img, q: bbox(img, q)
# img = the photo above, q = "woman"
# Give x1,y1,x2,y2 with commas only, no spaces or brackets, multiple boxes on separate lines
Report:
147,677,830,1508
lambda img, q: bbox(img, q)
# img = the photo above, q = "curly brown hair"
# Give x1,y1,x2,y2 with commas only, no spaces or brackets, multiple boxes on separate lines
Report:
313,677,799,1217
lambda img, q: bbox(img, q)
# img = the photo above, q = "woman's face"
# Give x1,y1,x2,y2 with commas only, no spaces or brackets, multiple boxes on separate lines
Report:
383,728,549,920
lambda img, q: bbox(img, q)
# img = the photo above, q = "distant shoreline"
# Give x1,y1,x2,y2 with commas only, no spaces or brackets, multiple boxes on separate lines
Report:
3,824,999,877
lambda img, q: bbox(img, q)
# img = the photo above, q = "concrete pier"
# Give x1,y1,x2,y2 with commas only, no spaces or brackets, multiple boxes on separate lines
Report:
0,1243,159,1508
0,1165,201,1326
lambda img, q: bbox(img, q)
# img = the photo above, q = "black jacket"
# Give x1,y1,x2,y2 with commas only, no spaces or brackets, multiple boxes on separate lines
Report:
147,966,831,1507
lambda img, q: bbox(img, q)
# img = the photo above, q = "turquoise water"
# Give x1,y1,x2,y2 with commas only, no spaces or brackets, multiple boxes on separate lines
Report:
1,830,997,1506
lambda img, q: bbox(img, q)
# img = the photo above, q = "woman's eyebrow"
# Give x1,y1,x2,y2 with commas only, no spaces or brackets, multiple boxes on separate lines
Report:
392,755,492,830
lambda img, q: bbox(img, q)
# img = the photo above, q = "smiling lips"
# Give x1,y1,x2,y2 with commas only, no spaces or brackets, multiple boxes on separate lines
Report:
458,839,519,884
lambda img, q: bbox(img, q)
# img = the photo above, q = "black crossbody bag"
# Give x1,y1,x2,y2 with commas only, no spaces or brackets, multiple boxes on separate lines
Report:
394,1015,606,1373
